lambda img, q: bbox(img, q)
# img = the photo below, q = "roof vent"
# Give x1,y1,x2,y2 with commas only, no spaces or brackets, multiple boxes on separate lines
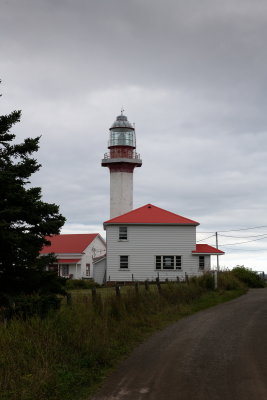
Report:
148,205,152,208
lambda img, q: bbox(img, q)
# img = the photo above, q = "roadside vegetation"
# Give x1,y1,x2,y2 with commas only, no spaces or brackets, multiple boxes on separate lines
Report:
231,266,265,288
1,268,264,400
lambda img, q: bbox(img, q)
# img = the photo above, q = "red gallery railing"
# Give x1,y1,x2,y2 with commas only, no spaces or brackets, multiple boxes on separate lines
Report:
103,149,141,160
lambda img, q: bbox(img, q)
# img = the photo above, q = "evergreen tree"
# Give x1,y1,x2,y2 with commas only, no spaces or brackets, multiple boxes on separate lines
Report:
0,97,66,304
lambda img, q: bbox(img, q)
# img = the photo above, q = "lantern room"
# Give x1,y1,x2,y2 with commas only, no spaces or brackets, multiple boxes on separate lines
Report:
103,111,142,161
108,113,136,148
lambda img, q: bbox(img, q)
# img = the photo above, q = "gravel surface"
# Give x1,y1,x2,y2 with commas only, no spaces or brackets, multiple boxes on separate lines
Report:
91,288,267,400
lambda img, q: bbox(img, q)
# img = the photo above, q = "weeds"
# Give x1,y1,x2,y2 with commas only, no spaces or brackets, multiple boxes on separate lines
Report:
0,274,247,400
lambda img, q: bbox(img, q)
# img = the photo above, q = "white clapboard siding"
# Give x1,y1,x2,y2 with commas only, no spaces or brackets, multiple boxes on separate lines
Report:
106,225,201,281
93,258,107,285
204,255,211,270
82,235,106,278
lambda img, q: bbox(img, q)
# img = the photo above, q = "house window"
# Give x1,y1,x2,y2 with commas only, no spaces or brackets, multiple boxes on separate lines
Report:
120,255,129,269
86,264,90,276
119,226,127,240
199,256,205,270
176,256,182,268
61,264,69,276
163,256,174,269
155,256,182,270
156,256,162,270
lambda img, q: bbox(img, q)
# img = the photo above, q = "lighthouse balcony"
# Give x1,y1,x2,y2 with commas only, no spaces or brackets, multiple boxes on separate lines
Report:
102,150,142,167
103,149,141,160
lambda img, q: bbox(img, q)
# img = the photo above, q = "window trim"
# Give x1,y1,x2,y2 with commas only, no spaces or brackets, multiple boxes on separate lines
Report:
119,226,128,241
155,255,182,270
119,255,129,269
199,256,205,270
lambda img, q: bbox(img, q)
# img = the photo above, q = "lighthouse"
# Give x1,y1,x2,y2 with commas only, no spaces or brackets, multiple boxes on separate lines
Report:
102,111,142,218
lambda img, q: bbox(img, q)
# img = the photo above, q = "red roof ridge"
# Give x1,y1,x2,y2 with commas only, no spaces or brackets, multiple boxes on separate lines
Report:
104,204,199,225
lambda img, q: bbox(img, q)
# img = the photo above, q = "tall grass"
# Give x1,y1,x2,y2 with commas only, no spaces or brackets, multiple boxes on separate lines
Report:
0,275,246,400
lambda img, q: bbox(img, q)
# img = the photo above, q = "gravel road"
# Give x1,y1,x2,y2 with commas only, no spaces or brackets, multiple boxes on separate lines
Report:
91,288,267,400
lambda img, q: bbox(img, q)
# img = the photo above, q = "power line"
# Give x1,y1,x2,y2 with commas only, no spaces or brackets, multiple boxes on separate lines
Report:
223,248,267,252
219,233,267,238
220,236,267,246
198,224,267,234
197,234,215,243
219,225,267,232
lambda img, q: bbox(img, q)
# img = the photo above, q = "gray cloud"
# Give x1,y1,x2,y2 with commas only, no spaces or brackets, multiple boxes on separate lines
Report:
1,0,267,269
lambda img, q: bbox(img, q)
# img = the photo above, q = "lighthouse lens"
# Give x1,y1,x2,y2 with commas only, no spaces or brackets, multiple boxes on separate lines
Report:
109,130,136,147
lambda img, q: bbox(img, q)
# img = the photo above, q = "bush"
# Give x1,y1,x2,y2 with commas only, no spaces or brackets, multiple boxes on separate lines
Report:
65,279,100,290
218,271,244,290
0,269,66,320
231,267,265,288
0,294,62,320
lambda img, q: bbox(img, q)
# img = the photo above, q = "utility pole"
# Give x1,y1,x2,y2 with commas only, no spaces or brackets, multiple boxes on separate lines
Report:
214,232,219,289
216,232,220,271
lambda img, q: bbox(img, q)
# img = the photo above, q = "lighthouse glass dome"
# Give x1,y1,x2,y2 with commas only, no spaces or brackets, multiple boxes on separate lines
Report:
108,114,136,148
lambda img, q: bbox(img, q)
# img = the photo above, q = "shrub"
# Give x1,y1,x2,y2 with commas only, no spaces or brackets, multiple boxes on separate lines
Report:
231,267,265,288
218,271,244,290
0,294,62,320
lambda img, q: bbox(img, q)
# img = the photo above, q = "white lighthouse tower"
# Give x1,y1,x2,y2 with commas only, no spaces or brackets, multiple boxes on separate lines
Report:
102,111,142,218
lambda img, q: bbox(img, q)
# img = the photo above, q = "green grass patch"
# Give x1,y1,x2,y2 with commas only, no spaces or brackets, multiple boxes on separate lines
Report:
0,277,247,400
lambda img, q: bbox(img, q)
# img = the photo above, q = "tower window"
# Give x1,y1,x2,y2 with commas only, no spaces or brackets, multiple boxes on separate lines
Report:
120,255,129,269
119,226,128,240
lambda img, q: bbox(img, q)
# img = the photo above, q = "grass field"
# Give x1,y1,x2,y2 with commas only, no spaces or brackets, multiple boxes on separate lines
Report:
0,277,247,400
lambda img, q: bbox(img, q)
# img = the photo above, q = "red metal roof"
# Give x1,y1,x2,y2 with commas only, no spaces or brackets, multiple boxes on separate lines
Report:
57,259,81,263
192,244,225,254
104,204,199,225
40,234,98,254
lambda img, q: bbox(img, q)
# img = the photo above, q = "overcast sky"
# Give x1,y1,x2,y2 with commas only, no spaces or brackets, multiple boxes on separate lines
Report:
1,0,267,270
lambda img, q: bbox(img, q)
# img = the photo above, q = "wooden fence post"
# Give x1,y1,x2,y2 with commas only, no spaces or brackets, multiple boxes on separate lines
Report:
185,273,189,285
135,282,139,294
156,278,161,292
176,276,180,283
66,293,72,305
145,280,149,291
115,285,121,298
92,287,97,302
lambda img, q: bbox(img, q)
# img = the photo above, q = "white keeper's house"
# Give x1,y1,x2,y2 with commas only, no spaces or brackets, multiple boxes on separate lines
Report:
40,234,106,279
93,203,224,284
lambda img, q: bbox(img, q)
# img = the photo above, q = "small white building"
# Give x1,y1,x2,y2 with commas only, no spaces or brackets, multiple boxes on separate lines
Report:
40,234,106,279
93,204,224,284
